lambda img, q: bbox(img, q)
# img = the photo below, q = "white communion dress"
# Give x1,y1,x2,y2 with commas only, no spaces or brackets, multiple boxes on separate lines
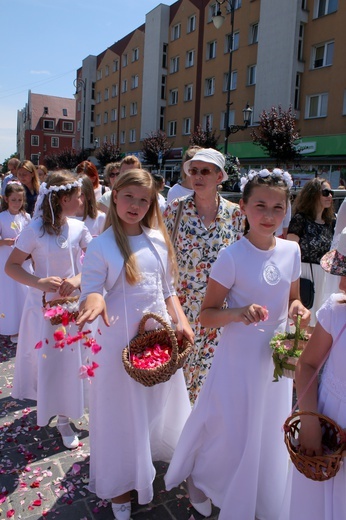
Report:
165,236,301,520
12,217,92,426
280,293,346,520
0,210,31,335
80,229,191,503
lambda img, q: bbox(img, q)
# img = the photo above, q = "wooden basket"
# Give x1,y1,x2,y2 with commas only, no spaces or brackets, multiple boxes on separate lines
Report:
122,312,192,387
42,292,80,326
284,411,346,481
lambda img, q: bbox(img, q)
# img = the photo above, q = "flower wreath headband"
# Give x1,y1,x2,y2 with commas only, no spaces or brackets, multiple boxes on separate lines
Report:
34,178,83,224
240,168,293,192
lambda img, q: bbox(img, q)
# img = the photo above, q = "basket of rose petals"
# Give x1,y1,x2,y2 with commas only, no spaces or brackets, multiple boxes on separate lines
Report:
270,315,309,382
42,292,80,326
122,312,192,387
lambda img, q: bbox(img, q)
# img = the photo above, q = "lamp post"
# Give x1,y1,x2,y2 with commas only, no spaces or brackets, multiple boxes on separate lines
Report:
212,0,253,155
73,78,87,154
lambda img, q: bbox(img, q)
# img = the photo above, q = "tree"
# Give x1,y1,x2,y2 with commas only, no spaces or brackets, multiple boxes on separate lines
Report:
251,105,300,166
189,124,219,149
223,154,241,191
141,131,172,169
95,142,122,168
44,148,88,170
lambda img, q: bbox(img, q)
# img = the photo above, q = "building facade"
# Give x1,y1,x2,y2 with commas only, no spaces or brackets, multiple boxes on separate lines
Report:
74,0,346,180
17,91,76,164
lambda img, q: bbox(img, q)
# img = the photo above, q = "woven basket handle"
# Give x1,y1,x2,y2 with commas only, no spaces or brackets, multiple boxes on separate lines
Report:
293,314,302,352
138,312,179,364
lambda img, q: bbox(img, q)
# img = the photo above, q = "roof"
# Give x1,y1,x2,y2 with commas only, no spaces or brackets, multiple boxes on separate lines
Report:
29,92,76,129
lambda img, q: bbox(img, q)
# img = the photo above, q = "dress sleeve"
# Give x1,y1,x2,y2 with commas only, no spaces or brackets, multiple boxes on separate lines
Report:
15,224,36,255
316,295,335,335
80,224,93,249
163,200,180,236
209,246,236,290
287,212,305,238
80,238,108,301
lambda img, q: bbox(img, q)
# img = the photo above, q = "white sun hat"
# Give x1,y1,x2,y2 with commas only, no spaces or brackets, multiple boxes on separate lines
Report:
183,148,228,182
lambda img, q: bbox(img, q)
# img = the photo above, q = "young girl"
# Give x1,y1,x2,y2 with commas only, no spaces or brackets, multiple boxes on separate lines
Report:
75,175,106,237
280,228,346,520
5,171,92,449
76,169,194,520
165,169,311,520
0,182,31,342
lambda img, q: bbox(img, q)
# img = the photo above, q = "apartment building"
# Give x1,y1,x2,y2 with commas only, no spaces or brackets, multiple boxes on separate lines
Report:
17,91,76,164
75,0,346,177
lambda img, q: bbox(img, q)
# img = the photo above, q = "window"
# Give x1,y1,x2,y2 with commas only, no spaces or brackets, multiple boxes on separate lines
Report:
105,65,109,76
342,90,346,115
306,93,328,118
43,120,54,130
96,114,101,126
122,54,128,67
208,4,218,22
131,74,139,89
104,88,109,100
104,112,108,124
91,82,95,100
184,84,193,102
121,105,126,119
298,23,304,61
187,15,196,33
97,69,102,80
170,56,179,73
122,79,128,93
248,65,257,85
171,23,181,41
91,105,95,122
111,108,117,121
223,71,237,91
31,154,40,165
130,102,137,116
168,121,177,137
225,32,239,52
132,47,139,62
161,75,167,99
96,92,102,103
43,106,49,115
77,121,81,131
160,107,165,131
183,118,191,135
203,114,213,131
112,84,118,97
222,109,235,130
77,101,81,112
51,137,59,148
162,43,168,68
31,135,39,146
207,41,217,60
129,129,136,143
205,77,215,96
315,0,338,17
169,89,178,105
62,108,68,116
63,121,74,132
312,41,334,68
113,59,119,72
186,50,195,68
250,23,258,44
120,131,126,144
294,73,301,110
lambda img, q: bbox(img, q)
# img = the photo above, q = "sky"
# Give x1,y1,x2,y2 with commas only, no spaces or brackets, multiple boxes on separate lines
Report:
0,0,176,165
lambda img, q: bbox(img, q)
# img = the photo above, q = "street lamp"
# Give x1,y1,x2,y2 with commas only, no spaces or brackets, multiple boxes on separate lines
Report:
73,77,87,154
212,0,252,154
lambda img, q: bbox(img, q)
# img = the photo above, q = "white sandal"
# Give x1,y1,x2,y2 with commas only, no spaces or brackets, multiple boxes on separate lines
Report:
111,501,131,520
56,416,79,450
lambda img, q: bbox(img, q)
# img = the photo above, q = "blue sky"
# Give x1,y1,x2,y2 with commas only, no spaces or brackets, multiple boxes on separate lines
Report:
0,0,176,164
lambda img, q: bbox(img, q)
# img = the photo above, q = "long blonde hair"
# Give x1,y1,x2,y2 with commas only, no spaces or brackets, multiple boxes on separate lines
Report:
105,169,177,284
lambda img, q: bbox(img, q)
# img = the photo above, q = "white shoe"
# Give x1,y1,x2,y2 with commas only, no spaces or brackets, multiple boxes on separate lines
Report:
190,498,212,517
111,502,131,520
10,335,18,344
57,419,79,450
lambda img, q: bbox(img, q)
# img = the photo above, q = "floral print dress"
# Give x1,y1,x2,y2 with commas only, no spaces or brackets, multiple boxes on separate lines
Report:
163,194,244,402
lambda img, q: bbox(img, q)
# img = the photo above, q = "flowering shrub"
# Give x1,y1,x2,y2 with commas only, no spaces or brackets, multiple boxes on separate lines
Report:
130,343,172,370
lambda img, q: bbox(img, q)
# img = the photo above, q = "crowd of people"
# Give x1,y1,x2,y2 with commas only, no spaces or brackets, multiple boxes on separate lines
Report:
0,150,345,520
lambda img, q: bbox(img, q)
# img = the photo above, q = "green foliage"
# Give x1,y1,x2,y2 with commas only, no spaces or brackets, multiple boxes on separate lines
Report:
189,125,219,149
141,131,172,168
222,154,241,191
95,142,122,167
251,105,300,166
44,148,88,170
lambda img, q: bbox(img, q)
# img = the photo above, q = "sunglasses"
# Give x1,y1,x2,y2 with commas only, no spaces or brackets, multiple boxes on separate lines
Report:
187,167,215,176
109,172,120,178
321,189,334,197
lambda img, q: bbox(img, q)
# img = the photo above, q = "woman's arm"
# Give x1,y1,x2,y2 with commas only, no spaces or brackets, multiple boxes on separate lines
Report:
5,247,62,292
165,295,194,344
286,233,299,243
200,278,268,328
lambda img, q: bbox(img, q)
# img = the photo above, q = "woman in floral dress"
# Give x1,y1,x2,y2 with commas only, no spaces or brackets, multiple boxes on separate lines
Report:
163,149,244,403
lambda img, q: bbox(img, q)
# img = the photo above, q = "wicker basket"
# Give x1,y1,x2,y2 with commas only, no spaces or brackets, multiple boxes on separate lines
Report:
122,312,192,387
284,411,346,481
42,292,80,326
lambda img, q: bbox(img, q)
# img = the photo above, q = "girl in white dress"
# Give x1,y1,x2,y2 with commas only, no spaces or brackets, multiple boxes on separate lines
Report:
6,172,92,449
74,174,106,236
76,169,194,520
280,227,346,520
165,169,311,520
0,181,31,341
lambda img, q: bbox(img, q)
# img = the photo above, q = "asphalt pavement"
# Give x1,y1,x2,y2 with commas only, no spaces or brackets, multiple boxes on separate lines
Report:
0,335,220,520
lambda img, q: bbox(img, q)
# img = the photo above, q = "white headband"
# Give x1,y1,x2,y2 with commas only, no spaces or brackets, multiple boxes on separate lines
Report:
240,168,293,192
33,178,83,224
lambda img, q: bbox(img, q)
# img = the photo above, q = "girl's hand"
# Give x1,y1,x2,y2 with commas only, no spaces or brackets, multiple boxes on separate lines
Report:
59,275,80,297
37,276,63,293
289,300,311,330
76,293,109,330
2,238,16,247
174,319,194,345
298,415,323,456
237,304,268,326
